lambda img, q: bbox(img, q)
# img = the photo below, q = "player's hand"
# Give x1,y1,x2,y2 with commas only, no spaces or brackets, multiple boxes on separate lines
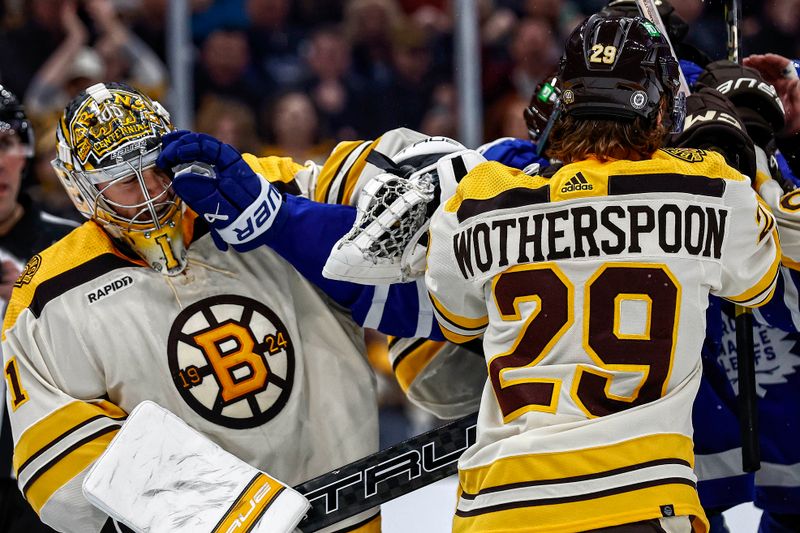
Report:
744,54,800,135
697,60,786,146
157,131,283,252
668,87,757,179
479,138,546,173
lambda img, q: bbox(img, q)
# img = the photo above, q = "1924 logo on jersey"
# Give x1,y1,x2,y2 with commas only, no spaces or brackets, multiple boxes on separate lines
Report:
661,147,707,163
14,254,41,288
167,295,295,429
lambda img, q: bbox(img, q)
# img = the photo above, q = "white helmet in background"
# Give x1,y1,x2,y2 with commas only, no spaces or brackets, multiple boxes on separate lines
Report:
52,82,188,275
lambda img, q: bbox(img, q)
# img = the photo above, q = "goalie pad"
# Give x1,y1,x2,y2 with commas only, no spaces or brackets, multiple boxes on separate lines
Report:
82,401,309,533
323,149,486,284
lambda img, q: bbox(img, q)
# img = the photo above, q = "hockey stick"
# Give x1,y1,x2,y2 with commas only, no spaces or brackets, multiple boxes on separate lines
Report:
724,0,741,63
724,0,760,473
295,412,478,531
735,305,760,472
634,0,690,97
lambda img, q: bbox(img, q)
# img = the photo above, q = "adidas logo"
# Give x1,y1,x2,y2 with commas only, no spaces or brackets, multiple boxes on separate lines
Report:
561,172,593,193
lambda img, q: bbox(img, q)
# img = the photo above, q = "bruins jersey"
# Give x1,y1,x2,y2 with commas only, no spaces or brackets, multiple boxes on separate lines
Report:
0,129,432,533
426,149,781,532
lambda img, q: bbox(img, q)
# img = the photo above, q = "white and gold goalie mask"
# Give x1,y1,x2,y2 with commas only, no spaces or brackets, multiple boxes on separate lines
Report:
52,82,188,275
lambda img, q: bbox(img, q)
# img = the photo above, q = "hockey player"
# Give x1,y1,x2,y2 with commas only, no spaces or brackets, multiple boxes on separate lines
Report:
424,15,780,532
0,81,439,532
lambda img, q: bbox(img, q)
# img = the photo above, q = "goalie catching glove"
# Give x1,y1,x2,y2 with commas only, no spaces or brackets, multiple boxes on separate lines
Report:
82,401,309,533
322,137,486,284
157,131,284,252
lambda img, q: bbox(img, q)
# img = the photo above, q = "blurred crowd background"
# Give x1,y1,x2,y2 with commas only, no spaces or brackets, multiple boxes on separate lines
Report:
1,0,798,445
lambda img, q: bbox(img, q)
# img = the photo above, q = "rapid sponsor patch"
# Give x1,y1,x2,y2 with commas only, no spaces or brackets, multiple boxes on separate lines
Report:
86,274,135,304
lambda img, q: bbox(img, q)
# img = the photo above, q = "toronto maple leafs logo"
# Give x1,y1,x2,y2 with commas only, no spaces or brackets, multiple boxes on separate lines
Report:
716,309,800,397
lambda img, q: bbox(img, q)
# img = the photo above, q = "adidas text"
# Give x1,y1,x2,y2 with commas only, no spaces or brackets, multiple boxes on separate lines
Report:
561,173,594,193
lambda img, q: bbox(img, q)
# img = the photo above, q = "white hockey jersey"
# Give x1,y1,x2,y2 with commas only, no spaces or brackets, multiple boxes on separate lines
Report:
0,127,435,533
1,218,377,532
426,148,781,532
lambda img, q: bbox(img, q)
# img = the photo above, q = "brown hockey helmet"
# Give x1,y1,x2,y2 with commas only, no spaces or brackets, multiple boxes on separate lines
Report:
559,14,685,133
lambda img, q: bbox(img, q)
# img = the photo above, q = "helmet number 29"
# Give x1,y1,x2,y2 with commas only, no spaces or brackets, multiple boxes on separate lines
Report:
590,44,617,64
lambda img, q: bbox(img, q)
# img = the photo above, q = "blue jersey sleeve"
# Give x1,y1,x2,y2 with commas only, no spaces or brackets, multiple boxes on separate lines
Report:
261,193,444,340
480,138,549,170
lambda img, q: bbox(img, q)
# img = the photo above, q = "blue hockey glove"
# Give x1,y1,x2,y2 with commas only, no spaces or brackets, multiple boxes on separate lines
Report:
157,131,284,252
480,137,549,172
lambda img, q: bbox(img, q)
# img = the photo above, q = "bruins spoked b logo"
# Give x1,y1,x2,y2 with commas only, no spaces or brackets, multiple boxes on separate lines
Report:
167,295,295,428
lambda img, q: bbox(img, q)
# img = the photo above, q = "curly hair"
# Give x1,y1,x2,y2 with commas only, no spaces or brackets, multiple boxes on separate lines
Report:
547,99,669,163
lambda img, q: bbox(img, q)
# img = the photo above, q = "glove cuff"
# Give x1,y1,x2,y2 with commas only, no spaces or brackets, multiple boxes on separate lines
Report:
216,176,283,249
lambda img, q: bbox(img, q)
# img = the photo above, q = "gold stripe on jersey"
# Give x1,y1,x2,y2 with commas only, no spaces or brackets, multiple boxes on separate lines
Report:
26,428,119,513
2,222,140,339
243,153,305,195
753,169,772,192
459,432,694,495
430,294,487,343
456,433,706,532
452,482,706,533
726,227,780,306
447,151,745,224
315,140,373,204
14,400,127,475
211,473,285,533
444,162,549,218
392,339,445,393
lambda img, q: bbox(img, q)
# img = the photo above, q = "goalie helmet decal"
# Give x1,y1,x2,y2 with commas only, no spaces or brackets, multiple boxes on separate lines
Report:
52,83,187,275
60,82,170,170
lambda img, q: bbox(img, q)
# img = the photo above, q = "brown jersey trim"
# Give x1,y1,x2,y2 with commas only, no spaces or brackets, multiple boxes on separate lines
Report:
454,478,696,517
457,186,550,223
608,174,726,197
459,458,692,499
29,253,137,318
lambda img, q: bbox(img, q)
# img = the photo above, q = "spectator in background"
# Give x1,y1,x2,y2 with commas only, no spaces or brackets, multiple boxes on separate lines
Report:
343,0,404,87
302,26,365,141
362,21,437,136
521,0,583,39
420,82,459,138
747,0,800,60
24,0,167,132
484,17,559,140
0,0,66,97
245,0,306,87
27,125,82,223
262,91,332,164
195,96,261,154
194,28,266,121
91,0,167,100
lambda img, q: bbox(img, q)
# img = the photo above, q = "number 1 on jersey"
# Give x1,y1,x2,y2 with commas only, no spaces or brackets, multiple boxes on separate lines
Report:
4,357,29,411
